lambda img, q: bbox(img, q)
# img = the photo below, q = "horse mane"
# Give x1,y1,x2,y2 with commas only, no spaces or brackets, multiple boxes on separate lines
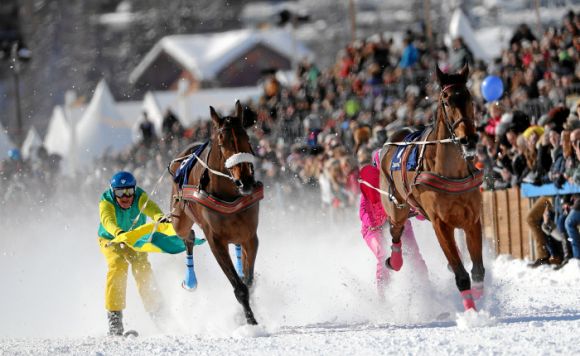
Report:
389,127,414,143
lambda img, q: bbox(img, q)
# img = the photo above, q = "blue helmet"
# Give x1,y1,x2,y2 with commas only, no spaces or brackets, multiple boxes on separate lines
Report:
8,148,21,161
110,171,136,189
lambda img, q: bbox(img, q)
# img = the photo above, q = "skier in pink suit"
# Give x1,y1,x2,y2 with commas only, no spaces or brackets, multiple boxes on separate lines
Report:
358,150,428,295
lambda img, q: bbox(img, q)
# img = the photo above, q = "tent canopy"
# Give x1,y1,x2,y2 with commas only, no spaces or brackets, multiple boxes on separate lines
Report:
75,80,133,165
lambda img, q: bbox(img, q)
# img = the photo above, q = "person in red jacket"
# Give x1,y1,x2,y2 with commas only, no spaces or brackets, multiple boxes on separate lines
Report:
484,102,504,137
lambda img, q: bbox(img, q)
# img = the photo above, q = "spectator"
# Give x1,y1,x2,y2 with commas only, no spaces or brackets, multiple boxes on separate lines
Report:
528,197,562,267
139,112,156,147
398,37,419,69
449,37,474,72
564,128,580,260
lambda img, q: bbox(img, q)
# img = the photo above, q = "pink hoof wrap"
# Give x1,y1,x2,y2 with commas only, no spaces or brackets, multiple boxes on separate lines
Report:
387,242,403,271
472,282,484,300
461,290,477,311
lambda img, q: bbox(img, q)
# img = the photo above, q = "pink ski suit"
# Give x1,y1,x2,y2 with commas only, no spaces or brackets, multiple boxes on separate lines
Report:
358,158,428,289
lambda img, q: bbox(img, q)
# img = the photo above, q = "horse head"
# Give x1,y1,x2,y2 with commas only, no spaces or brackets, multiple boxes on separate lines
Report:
436,64,478,159
210,100,257,196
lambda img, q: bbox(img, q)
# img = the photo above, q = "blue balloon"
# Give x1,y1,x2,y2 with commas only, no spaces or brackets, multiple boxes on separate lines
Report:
481,75,504,102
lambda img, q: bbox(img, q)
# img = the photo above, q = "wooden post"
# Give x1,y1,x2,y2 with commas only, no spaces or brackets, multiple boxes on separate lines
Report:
348,0,356,43
423,0,433,56
534,0,542,37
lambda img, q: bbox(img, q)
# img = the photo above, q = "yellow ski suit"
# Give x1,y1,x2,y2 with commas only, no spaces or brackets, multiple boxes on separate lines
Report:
98,187,164,312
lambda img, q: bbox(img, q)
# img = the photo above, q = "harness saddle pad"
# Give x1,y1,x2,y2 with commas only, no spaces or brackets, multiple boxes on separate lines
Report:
174,141,209,188
390,130,424,172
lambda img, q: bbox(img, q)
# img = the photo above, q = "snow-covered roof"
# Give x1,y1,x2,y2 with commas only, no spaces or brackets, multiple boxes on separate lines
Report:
130,28,314,84
75,80,133,165
21,127,42,159
240,1,305,25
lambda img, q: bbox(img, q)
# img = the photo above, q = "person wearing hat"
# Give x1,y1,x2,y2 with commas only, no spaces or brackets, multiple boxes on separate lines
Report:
98,171,168,336
564,129,580,261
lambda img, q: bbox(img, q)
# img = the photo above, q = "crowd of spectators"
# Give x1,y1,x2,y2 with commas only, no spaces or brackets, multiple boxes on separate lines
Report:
1,10,580,266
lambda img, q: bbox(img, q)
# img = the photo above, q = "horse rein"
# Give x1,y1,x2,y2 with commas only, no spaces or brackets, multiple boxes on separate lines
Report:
382,84,471,149
170,134,257,184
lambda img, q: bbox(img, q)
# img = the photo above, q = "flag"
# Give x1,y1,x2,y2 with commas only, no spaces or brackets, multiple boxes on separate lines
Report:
112,222,205,254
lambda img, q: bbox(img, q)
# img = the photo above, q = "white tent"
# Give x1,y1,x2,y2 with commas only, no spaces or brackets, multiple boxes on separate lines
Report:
75,80,133,165
21,127,42,159
0,126,15,160
44,106,71,157
117,101,145,144
142,90,177,133
182,86,262,126
448,8,489,61
141,86,263,130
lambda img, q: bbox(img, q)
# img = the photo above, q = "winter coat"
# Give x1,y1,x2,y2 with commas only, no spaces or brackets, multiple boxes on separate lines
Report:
359,165,387,229
98,186,163,240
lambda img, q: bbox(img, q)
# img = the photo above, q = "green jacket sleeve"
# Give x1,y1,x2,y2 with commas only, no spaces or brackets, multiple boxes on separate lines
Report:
138,192,164,222
99,200,125,237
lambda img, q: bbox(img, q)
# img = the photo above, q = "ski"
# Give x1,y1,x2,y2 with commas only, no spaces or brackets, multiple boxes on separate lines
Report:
123,330,139,338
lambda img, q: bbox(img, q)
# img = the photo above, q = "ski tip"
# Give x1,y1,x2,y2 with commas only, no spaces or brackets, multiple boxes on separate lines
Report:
123,330,139,338
436,312,451,321
181,281,197,291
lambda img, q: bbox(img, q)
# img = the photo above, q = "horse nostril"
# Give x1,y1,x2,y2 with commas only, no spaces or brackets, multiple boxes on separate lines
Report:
235,180,243,188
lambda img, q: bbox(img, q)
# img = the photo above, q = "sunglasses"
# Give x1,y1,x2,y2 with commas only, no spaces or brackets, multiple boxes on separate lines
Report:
113,187,135,198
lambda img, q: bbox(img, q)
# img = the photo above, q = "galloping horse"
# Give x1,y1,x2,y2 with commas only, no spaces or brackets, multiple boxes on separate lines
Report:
379,65,485,311
169,101,262,325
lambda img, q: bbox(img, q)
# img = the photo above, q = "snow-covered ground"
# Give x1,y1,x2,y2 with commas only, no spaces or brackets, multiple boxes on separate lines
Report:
1,194,580,355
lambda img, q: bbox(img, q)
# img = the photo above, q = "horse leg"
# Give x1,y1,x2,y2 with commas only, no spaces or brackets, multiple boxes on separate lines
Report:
432,219,475,311
241,234,259,288
464,220,485,300
386,219,406,271
182,235,198,290
169,195,198,290
234,244,244,279
209,239,258,325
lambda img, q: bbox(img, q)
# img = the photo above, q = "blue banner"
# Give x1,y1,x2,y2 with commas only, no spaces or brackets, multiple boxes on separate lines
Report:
520,182,580,198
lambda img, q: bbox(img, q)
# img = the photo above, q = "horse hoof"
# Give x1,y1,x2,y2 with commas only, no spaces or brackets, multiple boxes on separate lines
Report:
182,281,197,291
386,257,402,271
472,282,484,300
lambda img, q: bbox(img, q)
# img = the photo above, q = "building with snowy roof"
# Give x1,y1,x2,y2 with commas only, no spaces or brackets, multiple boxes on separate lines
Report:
129,28,313,92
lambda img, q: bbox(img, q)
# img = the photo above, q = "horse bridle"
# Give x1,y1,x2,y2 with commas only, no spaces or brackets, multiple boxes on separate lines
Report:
438,83,478,159
216,124,257,182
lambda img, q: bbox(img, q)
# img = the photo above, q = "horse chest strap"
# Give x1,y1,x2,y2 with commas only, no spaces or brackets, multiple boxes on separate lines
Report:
181,183,264,214
415,170,483,194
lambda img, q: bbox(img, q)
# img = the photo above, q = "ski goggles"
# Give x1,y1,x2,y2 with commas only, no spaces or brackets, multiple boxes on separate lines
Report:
113,187,135,198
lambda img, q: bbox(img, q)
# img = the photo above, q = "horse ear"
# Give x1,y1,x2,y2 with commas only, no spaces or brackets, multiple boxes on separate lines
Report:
234,100,243,119
210,106,222,127
435,65,445,84
241,105,257,129
458,63,469,82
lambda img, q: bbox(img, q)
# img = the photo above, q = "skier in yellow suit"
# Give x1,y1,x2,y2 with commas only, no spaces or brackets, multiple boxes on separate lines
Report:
98,171,167,336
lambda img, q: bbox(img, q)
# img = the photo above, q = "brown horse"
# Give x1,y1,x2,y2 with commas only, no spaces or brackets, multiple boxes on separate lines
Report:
379,65,485,311
169,101,261,325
